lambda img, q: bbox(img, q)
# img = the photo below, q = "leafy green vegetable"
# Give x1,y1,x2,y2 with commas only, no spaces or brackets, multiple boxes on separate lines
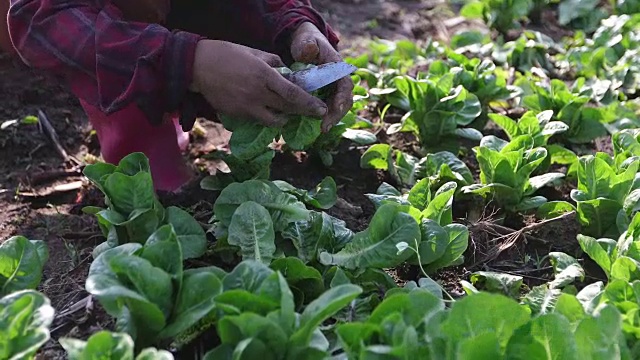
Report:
202,260,363,359
362,180,469,272
273,177,338,210
569,153,639,237
578,212,640,281
319,203,421,270
212,180,312,264
461,0,534,34
461,134,564,211
200,150,276,190
85,225,222,348
419,151,474,188
30,10,640,360
0,290,54,360
470,271,524,298
0,236,48,296
228,201,277,264
558,0,608,32
385,75,482,153
360,144,423,188
60,331,174,360
84,153,207,259
521,79,608,144
493,31,560,74
215,63,375,177
430,56,521,129
490,110,577,167
281,211,354,264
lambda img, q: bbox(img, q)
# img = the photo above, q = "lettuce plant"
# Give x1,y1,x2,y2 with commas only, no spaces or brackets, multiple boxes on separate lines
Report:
490,110,578,170
206,111,374,188
429,56,521,128
490,110,569,149
319,179,468,273
558,14,640,97
211,180,353,265
360,144,423,188
460,0,535,34
558,0,608,32
0,290,54,360
492,31,559,74
361,145,473,190
574,214,640,341
462,134,565,212
365,180,457,225
613,128,640,166
203,261,362,360
366,180,469,272
578,212,640,282
273,177,338,211
319,202,421,270
420,151,474,190
336,289,631,359
85,225,223,348
0,236,48,296
540,152,639,238
83,153,207,259
521,79,608,144
384,75,482,153
200,149,276,190
60,331,174,360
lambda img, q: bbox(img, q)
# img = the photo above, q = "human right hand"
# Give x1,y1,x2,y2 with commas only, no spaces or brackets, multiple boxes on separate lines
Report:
189,40,328,127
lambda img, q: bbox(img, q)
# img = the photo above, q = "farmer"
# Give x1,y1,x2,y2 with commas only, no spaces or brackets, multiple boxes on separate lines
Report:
0,0,353,191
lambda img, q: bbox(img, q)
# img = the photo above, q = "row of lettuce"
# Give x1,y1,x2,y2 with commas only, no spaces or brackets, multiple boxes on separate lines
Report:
1,6,640,360
2,153,640,358
1,150,640,359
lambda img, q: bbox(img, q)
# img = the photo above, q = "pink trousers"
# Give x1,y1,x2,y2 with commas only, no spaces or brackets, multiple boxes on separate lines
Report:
80,100,192,192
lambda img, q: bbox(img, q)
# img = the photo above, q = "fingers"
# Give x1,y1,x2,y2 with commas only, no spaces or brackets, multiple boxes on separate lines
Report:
292,39,321,64
265,71,328,117
250,48,286,67
322,77,354,132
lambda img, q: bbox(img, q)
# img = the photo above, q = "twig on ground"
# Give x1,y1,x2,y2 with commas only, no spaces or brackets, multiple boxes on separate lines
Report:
37,109,81,166
17,180,84,198
54,295,91,320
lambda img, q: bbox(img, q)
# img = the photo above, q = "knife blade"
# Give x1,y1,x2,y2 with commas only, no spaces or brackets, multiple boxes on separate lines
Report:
283,61,357,92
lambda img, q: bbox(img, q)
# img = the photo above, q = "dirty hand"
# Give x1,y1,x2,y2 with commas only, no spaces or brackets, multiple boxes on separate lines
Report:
290,22,354,132
189,40,328,127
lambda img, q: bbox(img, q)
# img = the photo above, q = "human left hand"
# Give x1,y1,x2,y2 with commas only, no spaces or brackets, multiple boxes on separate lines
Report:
290,22,353,132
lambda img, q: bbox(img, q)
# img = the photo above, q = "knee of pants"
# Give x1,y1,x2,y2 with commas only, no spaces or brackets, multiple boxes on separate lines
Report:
79,100,185,164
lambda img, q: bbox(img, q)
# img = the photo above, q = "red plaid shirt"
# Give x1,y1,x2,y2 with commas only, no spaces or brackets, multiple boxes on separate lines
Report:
7,0,339,123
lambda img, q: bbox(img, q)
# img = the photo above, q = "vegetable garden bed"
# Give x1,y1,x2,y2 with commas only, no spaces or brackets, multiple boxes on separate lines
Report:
1,0,640,359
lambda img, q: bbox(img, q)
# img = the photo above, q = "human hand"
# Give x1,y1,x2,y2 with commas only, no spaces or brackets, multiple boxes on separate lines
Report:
290,22,354,132
189,40,328,127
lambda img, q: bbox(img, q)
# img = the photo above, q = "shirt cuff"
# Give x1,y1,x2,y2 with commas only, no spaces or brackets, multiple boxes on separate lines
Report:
136,30,204,125
164,30,205,113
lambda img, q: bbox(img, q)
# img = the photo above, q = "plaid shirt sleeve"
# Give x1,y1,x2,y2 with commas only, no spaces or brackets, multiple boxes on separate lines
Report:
7,0,338,123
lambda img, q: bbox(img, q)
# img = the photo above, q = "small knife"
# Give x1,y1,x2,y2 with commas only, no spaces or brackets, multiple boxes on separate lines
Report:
283,61,357,92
